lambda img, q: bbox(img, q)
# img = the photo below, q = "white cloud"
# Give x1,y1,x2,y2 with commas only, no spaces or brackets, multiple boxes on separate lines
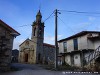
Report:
13,38,25,50
44,34,63,45
88,16,96,21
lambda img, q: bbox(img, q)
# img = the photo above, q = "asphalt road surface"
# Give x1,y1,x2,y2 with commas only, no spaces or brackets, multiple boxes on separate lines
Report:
0,63,99,75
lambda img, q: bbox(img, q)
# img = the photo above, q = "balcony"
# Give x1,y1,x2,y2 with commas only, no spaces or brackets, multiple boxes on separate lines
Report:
87,33,100,40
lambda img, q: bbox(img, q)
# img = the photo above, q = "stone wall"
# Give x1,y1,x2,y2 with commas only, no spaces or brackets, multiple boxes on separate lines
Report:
0,25,14,71
19,39,36,64
43,44,55,65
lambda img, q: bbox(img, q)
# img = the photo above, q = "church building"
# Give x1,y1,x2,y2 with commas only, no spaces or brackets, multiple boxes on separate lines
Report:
19,10,55,64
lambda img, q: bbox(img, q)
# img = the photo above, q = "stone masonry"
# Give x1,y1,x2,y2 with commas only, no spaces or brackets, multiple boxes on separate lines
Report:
0,20,20,71
19,10,55,65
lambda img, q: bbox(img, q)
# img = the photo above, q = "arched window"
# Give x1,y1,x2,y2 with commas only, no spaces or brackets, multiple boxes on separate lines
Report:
34,28,36,36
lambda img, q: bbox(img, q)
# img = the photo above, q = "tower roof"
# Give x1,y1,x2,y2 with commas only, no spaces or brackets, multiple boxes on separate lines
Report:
36,10,42,16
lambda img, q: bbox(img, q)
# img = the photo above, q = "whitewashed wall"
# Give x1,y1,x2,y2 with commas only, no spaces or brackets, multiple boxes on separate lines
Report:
58,42,64,53
87,33,100,49
58,34,88,53
74,54,81,67
94,40,100,49
58,32,100,67
58,33,100,53
67,40,74,52
65,55,71,65
78,35,88,50
87,40,94,49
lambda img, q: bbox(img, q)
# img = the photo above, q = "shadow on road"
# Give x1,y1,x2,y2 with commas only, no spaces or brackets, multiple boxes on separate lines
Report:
11,63,45,71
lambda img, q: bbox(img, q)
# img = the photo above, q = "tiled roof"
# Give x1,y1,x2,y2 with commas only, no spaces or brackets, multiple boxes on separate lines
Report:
43,43,55,48
0,19,20,35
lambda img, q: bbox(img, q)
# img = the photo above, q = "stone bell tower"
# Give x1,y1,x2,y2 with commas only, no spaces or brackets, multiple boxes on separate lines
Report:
31,10,44,63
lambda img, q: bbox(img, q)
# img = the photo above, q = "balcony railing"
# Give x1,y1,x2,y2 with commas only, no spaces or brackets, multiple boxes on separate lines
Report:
84,46,100,66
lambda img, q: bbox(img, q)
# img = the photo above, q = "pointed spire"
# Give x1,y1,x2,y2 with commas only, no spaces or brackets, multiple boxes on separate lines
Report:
37,10,41,16
36,10,42,22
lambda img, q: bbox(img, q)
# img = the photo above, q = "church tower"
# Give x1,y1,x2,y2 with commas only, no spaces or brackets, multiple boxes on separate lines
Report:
31,10,44,63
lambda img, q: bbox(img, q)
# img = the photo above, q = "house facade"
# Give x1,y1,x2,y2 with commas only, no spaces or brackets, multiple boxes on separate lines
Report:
58,31,100,68
0,20,20,71
19,10,55,64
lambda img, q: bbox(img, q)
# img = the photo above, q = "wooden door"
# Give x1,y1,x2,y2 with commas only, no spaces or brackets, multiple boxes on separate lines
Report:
25,54,28,62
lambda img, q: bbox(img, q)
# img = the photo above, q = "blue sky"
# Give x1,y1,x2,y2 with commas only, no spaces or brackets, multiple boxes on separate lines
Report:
0,0,100,49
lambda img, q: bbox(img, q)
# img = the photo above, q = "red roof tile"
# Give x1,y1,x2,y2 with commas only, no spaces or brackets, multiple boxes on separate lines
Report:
43,43,55,48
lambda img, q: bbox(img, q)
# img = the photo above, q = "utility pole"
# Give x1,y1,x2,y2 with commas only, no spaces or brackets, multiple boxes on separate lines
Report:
55,9,60,69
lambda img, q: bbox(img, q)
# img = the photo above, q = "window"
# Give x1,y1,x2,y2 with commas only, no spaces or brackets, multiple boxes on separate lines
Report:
34,28,36,36
73,38,78,50
63,42,67,52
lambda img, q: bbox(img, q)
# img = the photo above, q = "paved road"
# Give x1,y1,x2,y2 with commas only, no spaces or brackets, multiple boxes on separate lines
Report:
0,63,99,75
11,63,44,70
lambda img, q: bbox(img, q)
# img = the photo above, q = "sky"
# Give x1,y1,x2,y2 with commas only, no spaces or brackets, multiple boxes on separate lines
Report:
0,0,100,49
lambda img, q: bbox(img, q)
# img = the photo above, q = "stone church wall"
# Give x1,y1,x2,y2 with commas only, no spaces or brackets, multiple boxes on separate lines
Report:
43,45,55,65
19,10,55,65
19,39,36,64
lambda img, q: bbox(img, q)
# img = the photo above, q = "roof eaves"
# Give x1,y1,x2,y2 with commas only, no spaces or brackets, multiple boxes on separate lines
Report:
0,19,20,35
58,31,100,42
43,43,55,48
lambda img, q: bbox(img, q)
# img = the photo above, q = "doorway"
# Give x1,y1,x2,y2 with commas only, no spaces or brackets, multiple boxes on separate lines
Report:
38,53,41,63
25,54,28,62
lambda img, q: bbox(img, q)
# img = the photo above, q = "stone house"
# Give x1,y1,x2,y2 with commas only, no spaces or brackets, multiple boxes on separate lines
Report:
19,10,55,64
12,49,19,63
0,19,20,71
58,31,100,70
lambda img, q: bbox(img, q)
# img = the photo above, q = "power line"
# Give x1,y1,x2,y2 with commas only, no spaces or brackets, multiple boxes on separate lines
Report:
58,16,75,33
13,24,31,29
14,11,55,28
19,24,31,27
59,10,100,15
15,10,100,29
18,11,55,27
15,11,55,28
44,11,55,22
16,24,31,28
13,10,100,28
